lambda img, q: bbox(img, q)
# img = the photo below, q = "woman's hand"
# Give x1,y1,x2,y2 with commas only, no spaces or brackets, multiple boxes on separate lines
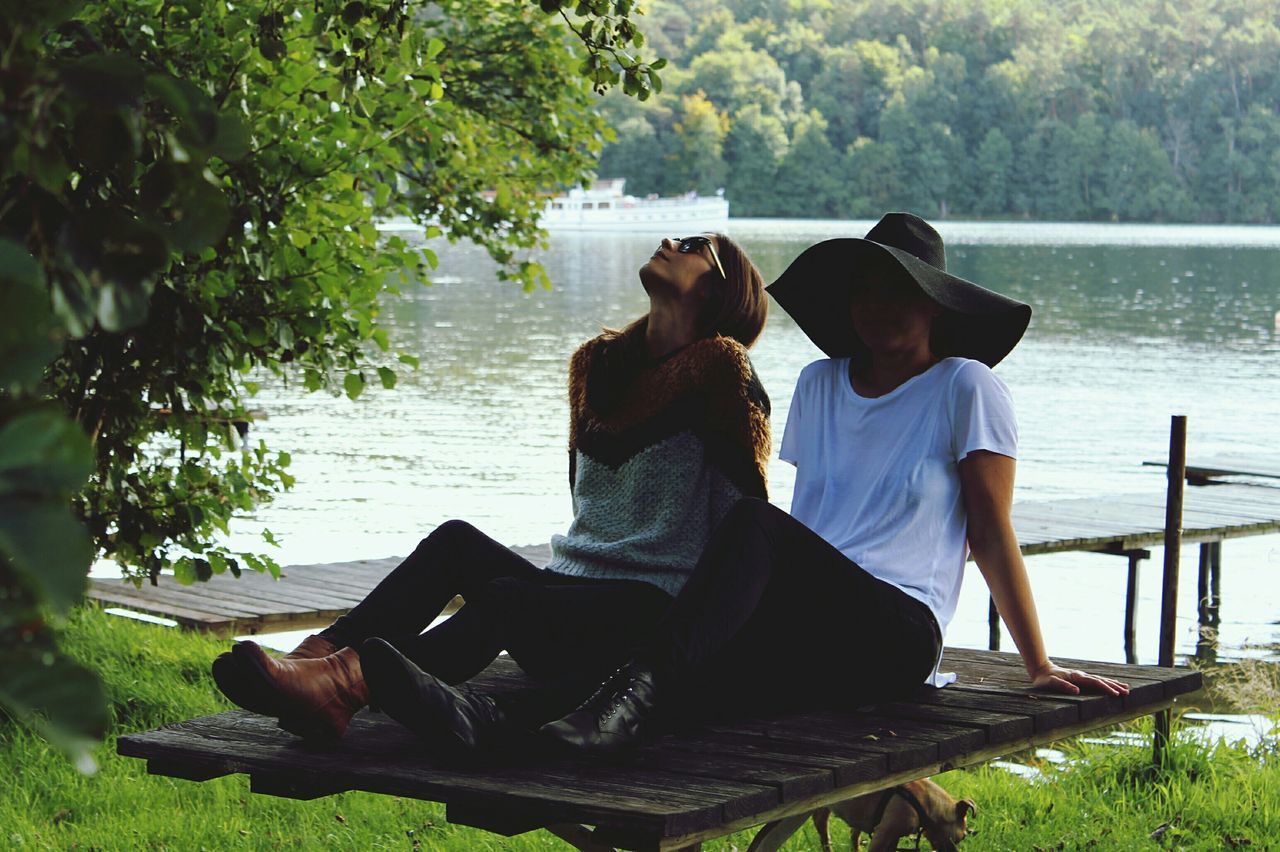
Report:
1029,662,1130,696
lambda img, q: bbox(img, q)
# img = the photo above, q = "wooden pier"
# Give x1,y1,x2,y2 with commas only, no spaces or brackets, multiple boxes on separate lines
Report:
88,547,552,635
90,484,1280,654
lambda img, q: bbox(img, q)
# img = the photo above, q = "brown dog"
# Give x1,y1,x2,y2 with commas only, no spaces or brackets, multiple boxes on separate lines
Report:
811,778,975,852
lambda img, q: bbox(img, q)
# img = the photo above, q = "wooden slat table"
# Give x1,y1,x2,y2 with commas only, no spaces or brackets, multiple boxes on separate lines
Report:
117,652,1201,851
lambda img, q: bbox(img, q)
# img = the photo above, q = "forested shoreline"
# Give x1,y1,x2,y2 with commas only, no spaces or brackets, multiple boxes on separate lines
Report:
596,0,1280,223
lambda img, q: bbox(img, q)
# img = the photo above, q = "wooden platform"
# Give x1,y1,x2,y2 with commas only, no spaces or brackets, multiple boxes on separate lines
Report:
88,546,553,635
117,651,1202,851
89,485,1280,643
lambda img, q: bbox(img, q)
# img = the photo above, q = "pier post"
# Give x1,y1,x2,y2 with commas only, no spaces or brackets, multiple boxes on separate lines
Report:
1209,541,1222,626
1196,544,1210,624
1154,415,1187,768
1124,552,1141,664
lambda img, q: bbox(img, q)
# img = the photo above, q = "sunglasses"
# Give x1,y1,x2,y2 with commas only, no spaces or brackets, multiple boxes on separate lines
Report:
677,235,726,281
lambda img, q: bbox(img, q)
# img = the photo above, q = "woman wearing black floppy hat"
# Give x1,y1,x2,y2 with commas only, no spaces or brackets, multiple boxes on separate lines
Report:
540,213,1129,754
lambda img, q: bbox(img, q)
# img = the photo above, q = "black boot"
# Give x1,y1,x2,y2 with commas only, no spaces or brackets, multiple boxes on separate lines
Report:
359,638,509,760
539,661,660,755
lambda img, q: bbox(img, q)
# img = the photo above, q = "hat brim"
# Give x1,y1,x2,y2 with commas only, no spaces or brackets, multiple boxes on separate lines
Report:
765,238,1032,368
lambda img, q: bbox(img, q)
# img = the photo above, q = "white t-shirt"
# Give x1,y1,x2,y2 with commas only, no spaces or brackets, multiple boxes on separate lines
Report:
779,357,1018,683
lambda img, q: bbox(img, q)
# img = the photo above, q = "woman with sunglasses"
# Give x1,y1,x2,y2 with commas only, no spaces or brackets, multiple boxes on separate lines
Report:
536,213,1130,754
211,233,771,748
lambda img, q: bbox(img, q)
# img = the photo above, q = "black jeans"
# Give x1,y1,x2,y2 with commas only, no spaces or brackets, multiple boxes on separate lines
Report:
637,497,942,721
319,519,672,724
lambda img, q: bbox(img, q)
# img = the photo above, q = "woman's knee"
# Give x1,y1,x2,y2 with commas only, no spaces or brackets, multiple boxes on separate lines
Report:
416,518,482,554
724,496,766,523
721,496,783,534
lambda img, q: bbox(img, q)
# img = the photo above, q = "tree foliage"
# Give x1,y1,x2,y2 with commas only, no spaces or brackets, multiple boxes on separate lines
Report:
0,0,659,764
596,0,1280,223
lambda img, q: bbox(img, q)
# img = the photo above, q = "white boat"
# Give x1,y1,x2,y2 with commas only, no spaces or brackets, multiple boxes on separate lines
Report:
540,178,729,232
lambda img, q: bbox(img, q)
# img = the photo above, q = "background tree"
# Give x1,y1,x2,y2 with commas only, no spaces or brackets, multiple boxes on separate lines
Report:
723,104,788,216
670,92,729,194
596,0,1280,223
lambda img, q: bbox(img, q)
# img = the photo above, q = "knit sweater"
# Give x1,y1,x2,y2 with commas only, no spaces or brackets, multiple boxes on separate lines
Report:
546,325,771,596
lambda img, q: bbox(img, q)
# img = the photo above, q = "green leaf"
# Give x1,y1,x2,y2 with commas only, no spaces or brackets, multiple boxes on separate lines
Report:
377,366,396,389
167,179,231,253
343,371,365,400
60,54,145,107
210,113,252,162
0,410,93,496
172,557,196,585
397,353,419,368
96,281,154,333
426,37,445,59
0,240,59,393
0,643,108,771
0,499,93,613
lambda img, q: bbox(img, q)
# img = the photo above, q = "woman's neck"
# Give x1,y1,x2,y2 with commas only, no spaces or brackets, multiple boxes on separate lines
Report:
850,349,939,397
644,303,700,360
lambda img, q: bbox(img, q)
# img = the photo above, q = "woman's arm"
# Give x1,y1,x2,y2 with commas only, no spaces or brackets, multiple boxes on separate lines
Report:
959,450,1129,697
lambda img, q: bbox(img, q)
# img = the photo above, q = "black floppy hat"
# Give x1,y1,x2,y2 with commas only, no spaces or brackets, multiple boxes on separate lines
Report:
766,213,1032,367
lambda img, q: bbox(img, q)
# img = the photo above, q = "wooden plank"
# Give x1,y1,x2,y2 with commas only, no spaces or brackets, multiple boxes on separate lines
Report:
947,663,1130,720
134,579,350,616
798,711,988,763
208,571,370,607
117,582,321,617
655,731,883,787
697,717,943,774
624,747,835,802
87,587,231,628
902,685,1078,734
864,700,1032,741
946,648,1182,709
88,581,266,619
663,729,891,788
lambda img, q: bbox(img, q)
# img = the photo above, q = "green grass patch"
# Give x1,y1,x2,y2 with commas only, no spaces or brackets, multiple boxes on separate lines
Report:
4,607,1277,850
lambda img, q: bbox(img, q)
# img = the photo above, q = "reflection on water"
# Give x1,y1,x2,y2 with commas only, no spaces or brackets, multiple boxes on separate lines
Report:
197,220,1280,667
988,713,1277,782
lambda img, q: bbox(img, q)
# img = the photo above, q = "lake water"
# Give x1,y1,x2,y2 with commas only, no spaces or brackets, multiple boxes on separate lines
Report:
190,219,1280,668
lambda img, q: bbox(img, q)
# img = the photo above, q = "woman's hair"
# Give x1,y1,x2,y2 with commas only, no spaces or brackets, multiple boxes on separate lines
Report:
611,234,769,349
696,232,768,348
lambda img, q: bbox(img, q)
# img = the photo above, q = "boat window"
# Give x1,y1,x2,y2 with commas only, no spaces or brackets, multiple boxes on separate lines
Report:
597,202,610,209
582,202,594,209
552,203,563,209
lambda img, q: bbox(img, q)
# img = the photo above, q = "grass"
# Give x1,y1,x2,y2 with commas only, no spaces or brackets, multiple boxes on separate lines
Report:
3,607,1277,850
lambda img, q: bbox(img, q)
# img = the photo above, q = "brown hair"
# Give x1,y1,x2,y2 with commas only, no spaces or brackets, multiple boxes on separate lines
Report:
697,232,768,348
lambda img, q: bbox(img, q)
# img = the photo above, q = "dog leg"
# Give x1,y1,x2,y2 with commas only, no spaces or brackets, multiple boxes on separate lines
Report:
812,808,834,852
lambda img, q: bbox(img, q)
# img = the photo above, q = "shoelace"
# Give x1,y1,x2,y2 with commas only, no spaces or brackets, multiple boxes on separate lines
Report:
598,685,640,722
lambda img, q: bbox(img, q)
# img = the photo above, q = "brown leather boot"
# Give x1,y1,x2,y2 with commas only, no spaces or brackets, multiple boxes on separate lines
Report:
228,642,370,739
212,635,338,718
